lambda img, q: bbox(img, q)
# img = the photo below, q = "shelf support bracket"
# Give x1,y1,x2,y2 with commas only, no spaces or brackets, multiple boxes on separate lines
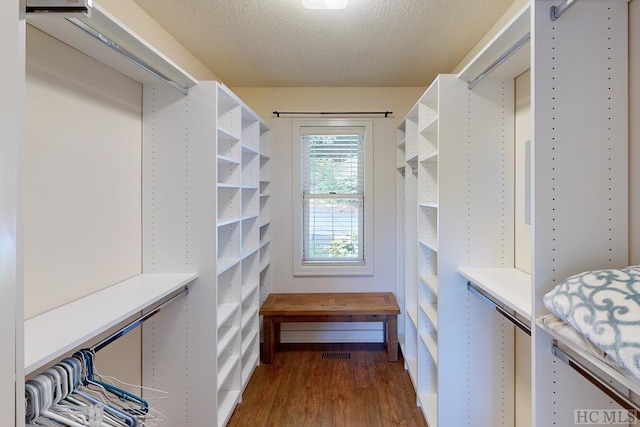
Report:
550,0,581,21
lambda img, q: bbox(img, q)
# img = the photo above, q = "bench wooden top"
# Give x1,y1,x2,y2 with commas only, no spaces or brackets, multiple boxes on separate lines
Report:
259,292,400,317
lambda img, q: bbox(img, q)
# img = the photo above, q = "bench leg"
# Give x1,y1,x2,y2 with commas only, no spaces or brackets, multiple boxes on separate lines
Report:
263,316,274,364
387,315,398,362
274,322,281,348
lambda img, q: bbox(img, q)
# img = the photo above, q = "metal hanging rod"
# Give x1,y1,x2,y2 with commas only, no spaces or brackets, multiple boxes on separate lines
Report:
273,111,393,118
467,32,531,90
467,282,531,335
66,18,190,96
550,0,581,21
89,286,189,353
551,341,640,411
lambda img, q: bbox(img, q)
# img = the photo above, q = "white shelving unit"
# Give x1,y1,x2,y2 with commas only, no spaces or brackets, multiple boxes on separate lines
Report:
142,81,270,426
398,73,518,426
24,273,196,375
452,0,629,425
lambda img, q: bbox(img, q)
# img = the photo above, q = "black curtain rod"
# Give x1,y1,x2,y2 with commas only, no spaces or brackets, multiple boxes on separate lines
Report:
273,111,393,118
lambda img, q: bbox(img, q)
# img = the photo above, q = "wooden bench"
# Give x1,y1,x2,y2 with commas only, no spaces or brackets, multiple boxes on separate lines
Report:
259,292,401,363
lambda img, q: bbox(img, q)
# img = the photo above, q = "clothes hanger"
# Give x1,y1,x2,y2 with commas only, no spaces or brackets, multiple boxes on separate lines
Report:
78,351,149,416
29,375,86,427
63,357,132,427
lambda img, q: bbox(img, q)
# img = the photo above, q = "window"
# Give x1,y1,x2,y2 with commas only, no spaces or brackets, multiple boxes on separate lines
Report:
292,119,373,275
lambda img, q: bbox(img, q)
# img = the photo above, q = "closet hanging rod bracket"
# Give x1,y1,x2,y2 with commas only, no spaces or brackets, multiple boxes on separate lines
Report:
550,0,581,21
88,286,189,353
551,341,640,412
467,282,531,335
273,111,393,118
65,17,190,96
467,32,530,90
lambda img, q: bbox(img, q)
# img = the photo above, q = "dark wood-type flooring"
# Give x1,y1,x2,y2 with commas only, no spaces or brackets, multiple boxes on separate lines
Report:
227,343,428,427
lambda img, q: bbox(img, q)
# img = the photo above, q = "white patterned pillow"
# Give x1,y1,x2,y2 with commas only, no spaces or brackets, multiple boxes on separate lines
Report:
543,265,640,380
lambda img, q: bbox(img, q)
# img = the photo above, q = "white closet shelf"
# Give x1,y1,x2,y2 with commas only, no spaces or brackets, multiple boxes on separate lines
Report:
241,353,259,389
457,3,530,81
419,116,438,135
217,155,240,165
217,127,240,141
242,185,259,190
406,356,418,389
419,151,438,163
241,145,260,155
418,393,438,427
241,329,259,356
217,257,241,275
241,283,259,302
259,192,271,197
217,218,241,228
217,326,240,357
241,306,259,329
260,260,272,272
242,213,259,221
419,201,438,209
398,138,406,149
419,238,438,253
217,183,241,189
217,355,240,391
420,303,438,330
26,2,197,89
24,273,196,374
420,274,439,296
407,306,419,329
421,332,438,366
458,267,532,321
217,303,240,327
218,390,241,427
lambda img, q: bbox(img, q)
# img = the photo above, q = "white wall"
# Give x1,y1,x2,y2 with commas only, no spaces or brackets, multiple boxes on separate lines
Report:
232,87,424,341
25,25,143,388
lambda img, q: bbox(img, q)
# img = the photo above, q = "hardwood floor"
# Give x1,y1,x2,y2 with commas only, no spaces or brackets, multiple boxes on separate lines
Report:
227,343,428,427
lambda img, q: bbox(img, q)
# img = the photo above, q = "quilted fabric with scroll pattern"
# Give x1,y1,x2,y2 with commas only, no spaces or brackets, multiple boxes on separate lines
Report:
543,265,640,380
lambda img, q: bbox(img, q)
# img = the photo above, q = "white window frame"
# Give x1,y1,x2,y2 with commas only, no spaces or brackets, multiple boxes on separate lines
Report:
292,119,374,276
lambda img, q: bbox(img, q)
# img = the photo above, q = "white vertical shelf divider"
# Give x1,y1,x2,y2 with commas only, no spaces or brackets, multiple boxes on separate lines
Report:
529,1,629,426
396,121,406,354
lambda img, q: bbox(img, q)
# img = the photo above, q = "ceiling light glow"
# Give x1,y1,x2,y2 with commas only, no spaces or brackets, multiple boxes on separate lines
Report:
302,0,347,10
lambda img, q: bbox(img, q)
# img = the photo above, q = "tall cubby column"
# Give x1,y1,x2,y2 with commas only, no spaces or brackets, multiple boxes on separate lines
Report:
259,128,272,310
142,82,269,427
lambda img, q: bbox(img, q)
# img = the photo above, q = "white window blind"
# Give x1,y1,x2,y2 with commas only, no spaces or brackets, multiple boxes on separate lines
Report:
301,127,365,264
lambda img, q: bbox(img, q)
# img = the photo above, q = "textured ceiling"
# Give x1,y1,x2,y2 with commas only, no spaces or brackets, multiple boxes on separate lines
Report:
132,0,514,87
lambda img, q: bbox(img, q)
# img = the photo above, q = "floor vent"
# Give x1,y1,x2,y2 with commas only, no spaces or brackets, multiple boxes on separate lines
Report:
321,352,351,360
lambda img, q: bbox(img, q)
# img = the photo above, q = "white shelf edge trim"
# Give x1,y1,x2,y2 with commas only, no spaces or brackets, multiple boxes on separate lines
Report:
25,272,197,374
